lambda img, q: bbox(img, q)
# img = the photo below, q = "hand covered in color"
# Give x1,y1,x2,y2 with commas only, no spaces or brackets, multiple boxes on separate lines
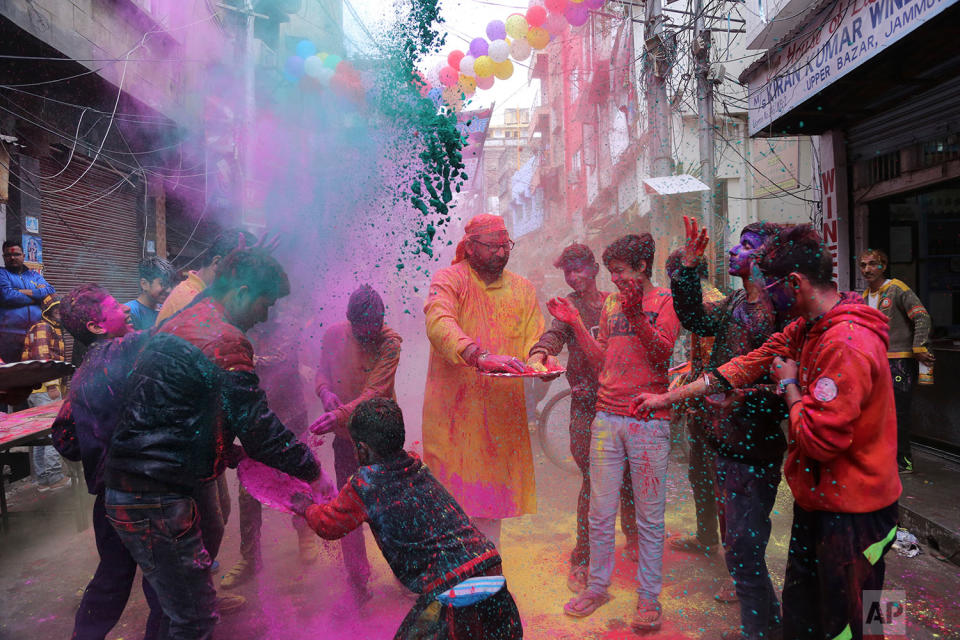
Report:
704,389,746,410
770,356,798,382
316,388,341,412
310,470,337,502
618,279,645,317
309,411,340,436
290,491,314,516
476,354,528,374
916,351,935,366
681,215,709,268
546,296,580,325
630,392,671,418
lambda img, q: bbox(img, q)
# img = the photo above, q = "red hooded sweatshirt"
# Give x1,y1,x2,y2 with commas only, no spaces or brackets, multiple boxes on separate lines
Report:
716,293,901,513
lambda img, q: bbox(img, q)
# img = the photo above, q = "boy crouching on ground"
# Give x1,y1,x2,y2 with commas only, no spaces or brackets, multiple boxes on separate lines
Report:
292,398,523,639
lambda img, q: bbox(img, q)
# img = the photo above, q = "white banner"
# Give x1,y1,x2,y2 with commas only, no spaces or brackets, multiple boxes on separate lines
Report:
747,0,958,135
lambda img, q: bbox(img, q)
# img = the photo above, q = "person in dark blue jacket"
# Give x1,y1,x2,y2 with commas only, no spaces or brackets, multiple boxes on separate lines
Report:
51,283,164,640
293,397,523,640
0,240,55,363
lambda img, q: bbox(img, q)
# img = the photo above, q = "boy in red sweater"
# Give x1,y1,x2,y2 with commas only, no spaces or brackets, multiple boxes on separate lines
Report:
635,224,900,640
550,234,680,632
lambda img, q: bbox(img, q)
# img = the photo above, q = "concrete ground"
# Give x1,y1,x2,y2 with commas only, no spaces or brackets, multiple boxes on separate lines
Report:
1,443,959,639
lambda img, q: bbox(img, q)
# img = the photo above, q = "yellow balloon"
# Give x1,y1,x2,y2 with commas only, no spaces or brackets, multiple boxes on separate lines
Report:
505,14,529,40
458,74,477,94
527,27,550,50
493,59,514,80
473,55,495,78
317,52,329,61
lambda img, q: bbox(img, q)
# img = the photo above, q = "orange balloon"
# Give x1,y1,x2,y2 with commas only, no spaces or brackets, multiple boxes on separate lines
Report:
458,74,477,95
493,59,514,80
527,27,550,50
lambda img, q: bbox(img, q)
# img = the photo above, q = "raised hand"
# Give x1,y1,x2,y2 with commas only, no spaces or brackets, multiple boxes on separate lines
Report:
682,215,710,268
618,278,645,317
547,296,580,325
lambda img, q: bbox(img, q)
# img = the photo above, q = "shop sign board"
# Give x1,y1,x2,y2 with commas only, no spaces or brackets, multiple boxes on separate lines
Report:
747,0,959,135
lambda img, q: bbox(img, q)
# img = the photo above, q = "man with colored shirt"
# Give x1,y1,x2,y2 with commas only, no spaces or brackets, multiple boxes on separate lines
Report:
670,218,786,640
22,295,71,492
0,240,55,364
125,257,175,330
104,249,323,639
155,229,255,325
859,248,933,474
153,228,256,576
293,398,522,640
636,225,901,640
422,213,544,549
554,233,680,633
52,284,164,640
526,243,637,592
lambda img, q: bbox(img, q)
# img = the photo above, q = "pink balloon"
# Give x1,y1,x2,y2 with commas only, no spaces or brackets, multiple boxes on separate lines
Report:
439,66,458,87
526,5,547,27
476,75,495,90
565,4,589,26
545,0,568,14
585,0,604,7
544,12,568,34
448,50,465,71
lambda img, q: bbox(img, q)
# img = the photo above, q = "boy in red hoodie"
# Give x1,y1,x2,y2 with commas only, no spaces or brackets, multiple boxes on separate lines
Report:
634,224,900,640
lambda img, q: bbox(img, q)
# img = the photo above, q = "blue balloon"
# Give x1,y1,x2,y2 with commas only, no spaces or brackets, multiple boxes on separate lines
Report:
285,55,305,78
295,40,317,59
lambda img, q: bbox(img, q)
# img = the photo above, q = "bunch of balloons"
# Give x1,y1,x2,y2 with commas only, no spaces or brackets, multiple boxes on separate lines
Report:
284,40,365,102
426,0,608,103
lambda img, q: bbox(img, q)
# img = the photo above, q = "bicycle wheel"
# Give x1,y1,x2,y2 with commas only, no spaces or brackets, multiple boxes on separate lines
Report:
537,388,579,475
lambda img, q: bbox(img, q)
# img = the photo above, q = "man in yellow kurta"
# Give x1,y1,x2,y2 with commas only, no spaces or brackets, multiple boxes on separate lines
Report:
422,214,545,548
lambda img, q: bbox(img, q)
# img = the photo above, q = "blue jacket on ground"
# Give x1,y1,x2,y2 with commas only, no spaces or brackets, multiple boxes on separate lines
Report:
0,267,55,362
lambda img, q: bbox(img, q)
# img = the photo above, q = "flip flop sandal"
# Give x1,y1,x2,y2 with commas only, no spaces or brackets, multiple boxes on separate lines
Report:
631,598,662,632
563,591,613,618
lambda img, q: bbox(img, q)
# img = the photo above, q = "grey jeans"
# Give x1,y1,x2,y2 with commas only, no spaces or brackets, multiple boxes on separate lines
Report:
587,412,671,600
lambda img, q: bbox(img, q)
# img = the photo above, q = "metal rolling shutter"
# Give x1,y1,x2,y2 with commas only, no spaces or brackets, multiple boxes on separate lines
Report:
37,153,143,358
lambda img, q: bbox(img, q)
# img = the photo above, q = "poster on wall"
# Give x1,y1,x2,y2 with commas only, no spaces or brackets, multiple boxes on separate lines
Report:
21,234,42,264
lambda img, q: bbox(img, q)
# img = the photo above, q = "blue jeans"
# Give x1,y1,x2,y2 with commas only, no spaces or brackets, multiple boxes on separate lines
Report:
715,456,782,639
587,412,670,599
105,489,218,640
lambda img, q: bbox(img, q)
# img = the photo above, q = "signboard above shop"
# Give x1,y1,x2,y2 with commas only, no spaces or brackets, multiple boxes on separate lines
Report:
745,0,959,135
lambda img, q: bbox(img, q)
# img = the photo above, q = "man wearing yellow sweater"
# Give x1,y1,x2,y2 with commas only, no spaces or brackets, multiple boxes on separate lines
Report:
859,249,933,474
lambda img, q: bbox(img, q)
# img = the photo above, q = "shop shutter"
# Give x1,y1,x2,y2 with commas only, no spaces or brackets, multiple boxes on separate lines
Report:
847,74,960,162
37,152,143,358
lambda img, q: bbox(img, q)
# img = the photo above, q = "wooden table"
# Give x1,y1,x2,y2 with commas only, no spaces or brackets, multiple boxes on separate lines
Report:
0,400,64,529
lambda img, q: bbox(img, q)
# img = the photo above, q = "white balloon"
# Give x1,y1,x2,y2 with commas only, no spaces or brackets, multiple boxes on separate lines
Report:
318,67,335,86
460,55,477,77
488,39,510,63
427,62,444,86
509,38,532,61
304,55,325,79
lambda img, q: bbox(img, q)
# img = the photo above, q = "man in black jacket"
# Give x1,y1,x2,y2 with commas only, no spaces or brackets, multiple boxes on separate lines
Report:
670,217,786,640
104,249,323,640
